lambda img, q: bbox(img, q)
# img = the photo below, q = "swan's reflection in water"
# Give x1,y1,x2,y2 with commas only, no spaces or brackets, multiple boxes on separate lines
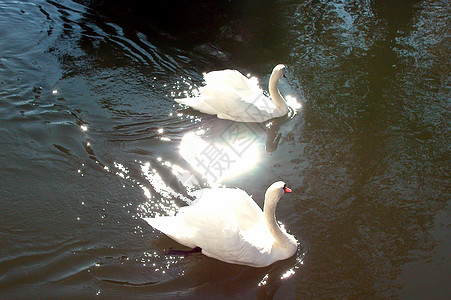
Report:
265,120,283,153
177,106,303,183
256,253,306,299
136,105,302,217
179,125,261,184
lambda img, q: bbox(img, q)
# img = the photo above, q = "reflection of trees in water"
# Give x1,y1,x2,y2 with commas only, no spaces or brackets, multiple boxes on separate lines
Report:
79,0,288,66
286,0,449,297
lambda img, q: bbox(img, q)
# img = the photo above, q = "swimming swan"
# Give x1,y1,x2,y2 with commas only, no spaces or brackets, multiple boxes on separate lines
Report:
144,181,297,267
175,65,290,123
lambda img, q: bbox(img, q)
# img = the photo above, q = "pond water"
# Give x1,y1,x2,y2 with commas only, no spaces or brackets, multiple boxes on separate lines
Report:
0,0,449,298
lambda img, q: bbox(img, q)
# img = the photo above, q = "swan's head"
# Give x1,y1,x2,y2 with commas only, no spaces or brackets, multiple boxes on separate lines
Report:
265,181,292,204
272,64,286,79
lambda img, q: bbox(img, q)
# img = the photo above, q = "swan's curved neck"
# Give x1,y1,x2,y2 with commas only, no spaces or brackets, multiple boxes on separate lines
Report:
263,197,291,248
268,72,288,113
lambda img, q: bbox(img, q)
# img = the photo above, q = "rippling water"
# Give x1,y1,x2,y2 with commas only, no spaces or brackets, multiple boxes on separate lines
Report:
1,0,449,298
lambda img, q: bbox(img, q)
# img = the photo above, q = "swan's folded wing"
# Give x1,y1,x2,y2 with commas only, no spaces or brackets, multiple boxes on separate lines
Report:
204,70,261,97
228,189,265,231
174,82,248,117
199,84,275,122
194,188,263,230
178,206,271,267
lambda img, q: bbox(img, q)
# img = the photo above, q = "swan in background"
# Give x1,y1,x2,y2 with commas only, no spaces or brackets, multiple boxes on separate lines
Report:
144,181,297,267
175,65,290,123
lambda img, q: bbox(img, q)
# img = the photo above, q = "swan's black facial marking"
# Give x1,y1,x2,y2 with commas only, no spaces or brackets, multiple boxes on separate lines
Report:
282,184,292,193
281,68,287,78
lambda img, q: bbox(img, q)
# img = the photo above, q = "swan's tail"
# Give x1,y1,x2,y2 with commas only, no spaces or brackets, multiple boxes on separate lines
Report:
174,97,201,107
174,97,217,115
144,216,173,235
144,216,197,249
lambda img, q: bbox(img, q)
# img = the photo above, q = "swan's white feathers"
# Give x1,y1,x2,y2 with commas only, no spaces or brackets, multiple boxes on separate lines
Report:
145,184,297,267
199,82,275,122
174,65,288,123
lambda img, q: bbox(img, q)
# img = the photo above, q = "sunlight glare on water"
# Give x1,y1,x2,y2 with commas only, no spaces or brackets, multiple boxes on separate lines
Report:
179,130,261,184
285,95,302,111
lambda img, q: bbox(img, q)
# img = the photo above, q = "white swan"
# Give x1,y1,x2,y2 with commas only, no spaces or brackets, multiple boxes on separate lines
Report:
144,181,297,267
175,65,290,123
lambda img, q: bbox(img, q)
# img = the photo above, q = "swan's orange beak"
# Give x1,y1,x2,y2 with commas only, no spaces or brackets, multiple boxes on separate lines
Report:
284,186,292,193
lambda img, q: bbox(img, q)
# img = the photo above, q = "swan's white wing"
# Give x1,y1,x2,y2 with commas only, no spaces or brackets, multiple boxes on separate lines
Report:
203,70,260,97
190,188,263,231
199,85,277,122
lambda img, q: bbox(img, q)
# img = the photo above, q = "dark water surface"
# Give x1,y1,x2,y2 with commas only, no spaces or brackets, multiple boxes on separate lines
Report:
1,0,449,298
